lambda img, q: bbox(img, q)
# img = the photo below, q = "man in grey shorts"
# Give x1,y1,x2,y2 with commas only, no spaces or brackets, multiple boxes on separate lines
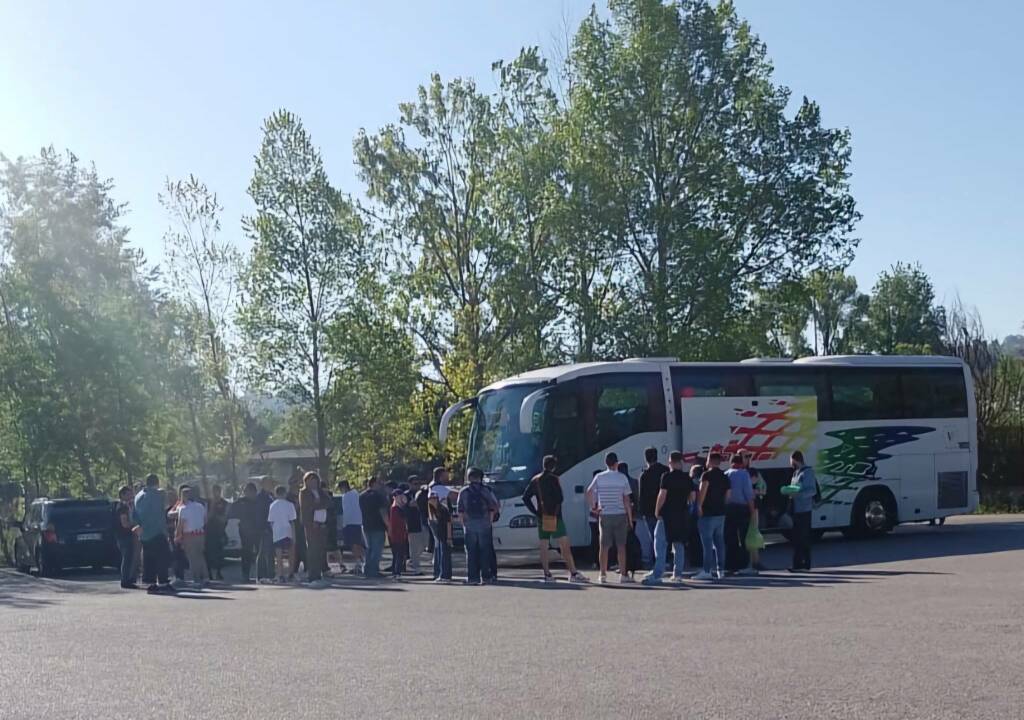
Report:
586,452,635,584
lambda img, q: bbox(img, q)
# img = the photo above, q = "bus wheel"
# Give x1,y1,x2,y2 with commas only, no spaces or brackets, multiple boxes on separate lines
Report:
848,488,895,539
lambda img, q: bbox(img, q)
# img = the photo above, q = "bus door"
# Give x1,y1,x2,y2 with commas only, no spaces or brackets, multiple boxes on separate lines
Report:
679,395,821,529
934,423,972,518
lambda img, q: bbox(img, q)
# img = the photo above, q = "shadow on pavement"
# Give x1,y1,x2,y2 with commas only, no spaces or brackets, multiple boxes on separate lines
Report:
798,518,1024,569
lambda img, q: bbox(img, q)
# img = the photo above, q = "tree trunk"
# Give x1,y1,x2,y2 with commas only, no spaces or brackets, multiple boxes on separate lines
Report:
311,354,329,486
187,397,209,491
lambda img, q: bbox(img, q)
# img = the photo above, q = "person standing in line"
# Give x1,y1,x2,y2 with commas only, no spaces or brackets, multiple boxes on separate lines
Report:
456,467,500,585
788,451,818,572
205,484,228,581
686,463,705,569
338,481,365,575
636,447,668,571
133,474,175,594
232,482,264,582
166,487,187,583
176,486,210,588
416,478,434,556
255,477,276,584
748,467,767,572
388,490,410,580
299,471,330,586
286,467,306,581
427,492,453,583
643,451,694,585
323,484,342,575
724,455,757,576
128,485,143,585
586,452,635,584
359,476,390,578
618,462,643,579
405,475,428,576
522,455,589,583
267,485,297,584
696,453,731,580
114,486,137,589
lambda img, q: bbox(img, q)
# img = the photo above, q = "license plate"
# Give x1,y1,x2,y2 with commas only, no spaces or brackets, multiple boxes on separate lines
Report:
77,532,102,541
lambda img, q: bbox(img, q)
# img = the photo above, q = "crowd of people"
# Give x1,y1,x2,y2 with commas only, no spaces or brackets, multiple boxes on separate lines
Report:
112,449,819,594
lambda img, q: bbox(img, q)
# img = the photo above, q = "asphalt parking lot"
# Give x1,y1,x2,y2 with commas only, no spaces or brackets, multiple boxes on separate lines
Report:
2,514,1023,720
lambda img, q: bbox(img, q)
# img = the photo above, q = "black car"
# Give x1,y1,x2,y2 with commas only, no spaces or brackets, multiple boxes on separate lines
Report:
14,498,119,576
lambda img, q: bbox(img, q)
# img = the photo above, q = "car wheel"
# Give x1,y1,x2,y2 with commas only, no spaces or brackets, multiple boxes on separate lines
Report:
848,488,896,539
36,547,59,577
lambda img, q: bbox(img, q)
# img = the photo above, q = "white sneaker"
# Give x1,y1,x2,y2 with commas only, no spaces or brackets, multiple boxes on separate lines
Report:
694,571,714,581
619,574,635,584
598,573,608,584
542,573,556,583
568,572,590,584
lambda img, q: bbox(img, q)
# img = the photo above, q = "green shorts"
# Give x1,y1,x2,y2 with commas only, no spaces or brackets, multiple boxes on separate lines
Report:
538,517,567,540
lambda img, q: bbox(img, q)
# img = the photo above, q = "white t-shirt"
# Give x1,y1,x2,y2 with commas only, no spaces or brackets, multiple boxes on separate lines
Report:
268,498,297,542
177,501,206,533
587,470,632,516
341,490,362,526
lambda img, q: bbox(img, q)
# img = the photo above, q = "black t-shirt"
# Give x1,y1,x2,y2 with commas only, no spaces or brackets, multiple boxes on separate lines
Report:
430,504,451,543
360,489,387,533
404,499,423,533
114,501,132,540
700,468,730,517
638,462,668,517
658,469,692,542
522,472,564,519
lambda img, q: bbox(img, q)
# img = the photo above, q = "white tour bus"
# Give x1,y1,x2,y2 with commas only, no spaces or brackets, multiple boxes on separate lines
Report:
440,355,977,552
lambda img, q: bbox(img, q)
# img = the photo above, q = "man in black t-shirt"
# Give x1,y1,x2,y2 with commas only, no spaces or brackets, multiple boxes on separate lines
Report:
643,451,694,585
114,486,137,589
522,455,589,584
636,447,668,571
360,478,389,578
696,453,731,580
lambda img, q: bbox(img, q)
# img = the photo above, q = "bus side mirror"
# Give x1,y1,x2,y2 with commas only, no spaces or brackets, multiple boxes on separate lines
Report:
519,388,549,434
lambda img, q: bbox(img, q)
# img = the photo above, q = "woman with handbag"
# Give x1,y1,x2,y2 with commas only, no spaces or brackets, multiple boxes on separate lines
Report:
522,455,589,584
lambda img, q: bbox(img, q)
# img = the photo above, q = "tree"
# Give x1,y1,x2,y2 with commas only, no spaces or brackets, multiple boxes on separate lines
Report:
161,175,243,486
356,74,523,398
562,0,860,358
0,149,177,495
864,262,944,354
239,110,366,483
806,269,867,355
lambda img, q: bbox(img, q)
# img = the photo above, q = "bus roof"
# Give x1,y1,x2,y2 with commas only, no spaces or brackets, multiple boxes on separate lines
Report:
481,355,964,391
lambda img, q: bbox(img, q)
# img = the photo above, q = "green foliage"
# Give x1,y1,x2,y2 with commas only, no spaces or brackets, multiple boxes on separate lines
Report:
239,110,369,481
864,262,944,354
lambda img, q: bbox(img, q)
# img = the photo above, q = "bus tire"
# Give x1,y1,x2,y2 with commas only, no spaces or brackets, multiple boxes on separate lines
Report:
847,487,896,539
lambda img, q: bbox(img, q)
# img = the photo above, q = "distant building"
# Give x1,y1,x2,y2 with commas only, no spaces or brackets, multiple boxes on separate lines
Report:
246,445,330,484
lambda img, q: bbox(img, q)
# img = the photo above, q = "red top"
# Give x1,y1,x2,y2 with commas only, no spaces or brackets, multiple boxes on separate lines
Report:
389,505,408,544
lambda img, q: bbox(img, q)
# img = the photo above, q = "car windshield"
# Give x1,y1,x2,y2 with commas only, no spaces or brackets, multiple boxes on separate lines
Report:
468,385,542,483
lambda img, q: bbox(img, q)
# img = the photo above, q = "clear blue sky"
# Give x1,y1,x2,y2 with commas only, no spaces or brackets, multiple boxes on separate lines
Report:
1,1,1021,337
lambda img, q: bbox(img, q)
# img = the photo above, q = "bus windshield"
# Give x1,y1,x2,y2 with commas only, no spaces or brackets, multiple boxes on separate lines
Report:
467,385,542,482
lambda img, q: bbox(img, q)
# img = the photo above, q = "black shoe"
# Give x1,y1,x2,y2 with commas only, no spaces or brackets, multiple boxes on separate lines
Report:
146,584,160,594
121,582,140,590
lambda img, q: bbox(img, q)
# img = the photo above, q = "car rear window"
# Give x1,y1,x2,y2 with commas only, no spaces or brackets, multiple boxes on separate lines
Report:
47,505,114,528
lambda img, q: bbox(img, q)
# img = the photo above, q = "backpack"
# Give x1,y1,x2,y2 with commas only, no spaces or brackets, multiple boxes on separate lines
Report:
462,484,490,520
805,468,823,504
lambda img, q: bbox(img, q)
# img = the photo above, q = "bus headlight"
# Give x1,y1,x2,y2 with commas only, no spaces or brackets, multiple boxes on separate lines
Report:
508,514,538,529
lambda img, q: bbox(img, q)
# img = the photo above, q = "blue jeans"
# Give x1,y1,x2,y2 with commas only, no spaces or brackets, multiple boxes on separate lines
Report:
650,518,686,580
698,516,725,574
363,529,386,577
117,536,134,586
464,521,494,583
635,516,657,569
429,520,452,579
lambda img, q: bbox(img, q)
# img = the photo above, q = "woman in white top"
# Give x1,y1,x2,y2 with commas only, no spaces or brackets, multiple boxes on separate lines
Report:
175,486,209,587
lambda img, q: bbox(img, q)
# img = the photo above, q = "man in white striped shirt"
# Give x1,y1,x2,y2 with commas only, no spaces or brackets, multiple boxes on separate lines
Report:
586,452,635,584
